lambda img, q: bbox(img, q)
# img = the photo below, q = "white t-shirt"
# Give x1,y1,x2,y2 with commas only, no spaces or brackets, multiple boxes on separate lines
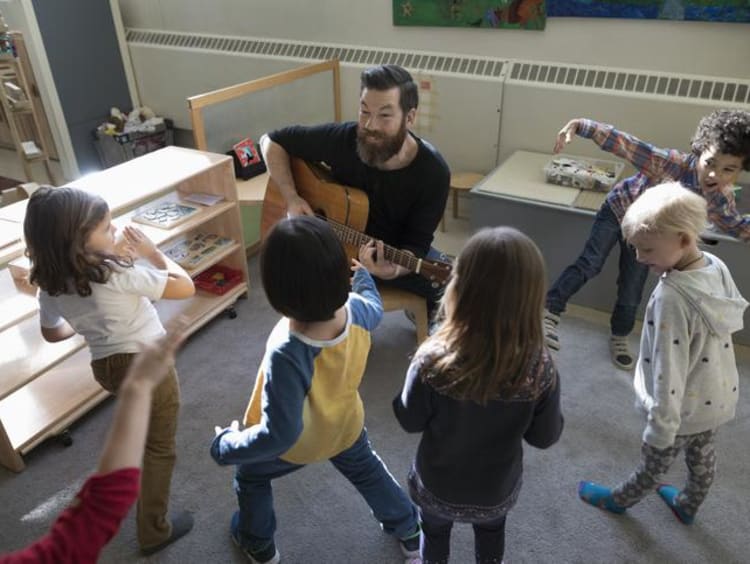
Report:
39,262,168,360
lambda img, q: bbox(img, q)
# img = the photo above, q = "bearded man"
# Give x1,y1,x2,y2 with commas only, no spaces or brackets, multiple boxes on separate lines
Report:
260,64,450,317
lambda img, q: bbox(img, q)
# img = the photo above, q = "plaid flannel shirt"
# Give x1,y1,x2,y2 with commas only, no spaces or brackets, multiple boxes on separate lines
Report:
576,119,750,242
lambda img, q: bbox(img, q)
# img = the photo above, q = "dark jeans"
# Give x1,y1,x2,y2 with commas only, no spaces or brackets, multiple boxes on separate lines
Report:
545,201,649,336
232,428,418,550
419,508,506,564
376,247,450,318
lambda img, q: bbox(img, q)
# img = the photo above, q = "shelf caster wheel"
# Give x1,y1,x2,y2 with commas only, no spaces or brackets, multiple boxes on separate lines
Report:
226,306,238,319
58,430,73,447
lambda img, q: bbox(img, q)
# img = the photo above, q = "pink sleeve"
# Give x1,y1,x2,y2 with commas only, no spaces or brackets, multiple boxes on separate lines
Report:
0,468,140,564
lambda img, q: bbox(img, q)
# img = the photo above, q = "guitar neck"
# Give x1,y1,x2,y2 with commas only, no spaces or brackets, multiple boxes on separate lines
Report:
324,217,420,271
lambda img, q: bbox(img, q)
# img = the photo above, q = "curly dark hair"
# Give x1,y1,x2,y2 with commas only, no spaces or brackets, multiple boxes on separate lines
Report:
690,109,750,170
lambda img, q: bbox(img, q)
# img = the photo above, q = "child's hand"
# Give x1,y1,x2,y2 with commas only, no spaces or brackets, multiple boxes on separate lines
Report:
357,239,400,279
122,315,187,391
214,420,240,436
123,225,159,260
554,119,579,153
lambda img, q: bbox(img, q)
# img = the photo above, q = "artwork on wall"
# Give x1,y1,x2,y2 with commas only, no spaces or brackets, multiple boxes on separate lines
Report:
393,0,546,31
547,1,750,23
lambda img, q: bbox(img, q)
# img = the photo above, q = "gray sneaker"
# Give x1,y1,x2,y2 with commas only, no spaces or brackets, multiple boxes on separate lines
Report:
610,334,635,370
543,309,560,351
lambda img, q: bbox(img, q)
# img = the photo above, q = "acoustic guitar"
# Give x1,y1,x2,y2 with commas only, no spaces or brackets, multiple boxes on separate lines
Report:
261,158,452,287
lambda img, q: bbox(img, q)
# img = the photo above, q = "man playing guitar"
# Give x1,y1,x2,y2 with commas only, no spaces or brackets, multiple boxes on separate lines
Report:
260,64,451,319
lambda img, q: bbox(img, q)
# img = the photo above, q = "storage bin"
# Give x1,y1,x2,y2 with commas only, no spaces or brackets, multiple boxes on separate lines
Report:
544,155,624,192
194,264,243,295
93,118,174,168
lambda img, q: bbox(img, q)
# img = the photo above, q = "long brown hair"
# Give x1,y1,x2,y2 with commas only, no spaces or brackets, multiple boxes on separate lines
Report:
24,186,131,296
419,226,547,403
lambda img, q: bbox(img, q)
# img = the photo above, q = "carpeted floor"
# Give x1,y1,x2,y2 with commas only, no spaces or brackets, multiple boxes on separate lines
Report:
0,257,748,563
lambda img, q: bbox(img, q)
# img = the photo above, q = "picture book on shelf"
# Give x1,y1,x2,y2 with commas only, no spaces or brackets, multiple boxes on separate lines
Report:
132,202,200,229
162,232,234,271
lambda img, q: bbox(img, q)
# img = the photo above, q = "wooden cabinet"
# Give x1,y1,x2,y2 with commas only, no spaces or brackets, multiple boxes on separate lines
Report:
0,146,248,472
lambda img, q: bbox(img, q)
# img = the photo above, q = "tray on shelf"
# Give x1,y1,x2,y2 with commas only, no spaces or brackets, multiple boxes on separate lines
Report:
162,232,235,271
193,265,243,295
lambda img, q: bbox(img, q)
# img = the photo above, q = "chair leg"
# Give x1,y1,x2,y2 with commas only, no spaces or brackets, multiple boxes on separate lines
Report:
453,188,459,219
407,302,429,344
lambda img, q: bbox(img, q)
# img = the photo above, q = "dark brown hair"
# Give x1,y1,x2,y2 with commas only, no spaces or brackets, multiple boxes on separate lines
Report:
418,226,547,404
24,186,130,296
360,64,418,115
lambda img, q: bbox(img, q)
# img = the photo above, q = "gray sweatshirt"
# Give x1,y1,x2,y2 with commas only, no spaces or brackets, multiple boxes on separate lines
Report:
634,252,748,449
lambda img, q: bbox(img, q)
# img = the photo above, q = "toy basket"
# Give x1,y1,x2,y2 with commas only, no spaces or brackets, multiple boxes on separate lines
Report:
193,265,243,295
93,119,174,169
544,155,624,192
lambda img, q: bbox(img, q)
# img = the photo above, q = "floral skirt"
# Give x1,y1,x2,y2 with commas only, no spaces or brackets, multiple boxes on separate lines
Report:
407,465,521,523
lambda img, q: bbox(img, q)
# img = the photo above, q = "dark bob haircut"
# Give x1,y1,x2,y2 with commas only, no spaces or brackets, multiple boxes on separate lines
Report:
260,216,350,322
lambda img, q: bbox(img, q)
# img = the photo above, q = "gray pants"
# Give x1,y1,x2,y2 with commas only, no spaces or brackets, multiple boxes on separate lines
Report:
613,429,716,517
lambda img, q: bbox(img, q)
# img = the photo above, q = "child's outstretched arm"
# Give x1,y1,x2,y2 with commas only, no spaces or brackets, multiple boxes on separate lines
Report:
122,225,195,299
350,245,384,331
210,350,306,465
553,118,688,181
0,318,187,564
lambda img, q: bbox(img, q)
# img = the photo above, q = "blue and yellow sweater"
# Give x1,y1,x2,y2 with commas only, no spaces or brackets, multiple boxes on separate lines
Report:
211,269,383,466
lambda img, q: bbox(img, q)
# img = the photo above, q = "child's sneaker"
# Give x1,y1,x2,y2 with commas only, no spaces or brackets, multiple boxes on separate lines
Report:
609,334,634,370
399,525,421,558
230,512,281,564
578,481,627,514
656,484,695,525
543,309,560,351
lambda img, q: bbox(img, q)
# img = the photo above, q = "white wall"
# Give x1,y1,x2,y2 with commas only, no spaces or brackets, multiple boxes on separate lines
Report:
119,0,750,79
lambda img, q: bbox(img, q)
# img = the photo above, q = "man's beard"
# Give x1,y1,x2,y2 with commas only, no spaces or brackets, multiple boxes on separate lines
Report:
356,119,408,167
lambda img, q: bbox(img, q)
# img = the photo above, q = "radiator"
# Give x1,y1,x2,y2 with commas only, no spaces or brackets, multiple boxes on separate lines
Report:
125,28,750,175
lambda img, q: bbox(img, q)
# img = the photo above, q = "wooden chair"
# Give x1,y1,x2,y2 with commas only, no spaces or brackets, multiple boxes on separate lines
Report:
442,171,485,232
379,285,428,345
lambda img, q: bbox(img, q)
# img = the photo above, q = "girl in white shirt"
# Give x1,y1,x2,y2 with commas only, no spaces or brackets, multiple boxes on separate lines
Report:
24,186,195,554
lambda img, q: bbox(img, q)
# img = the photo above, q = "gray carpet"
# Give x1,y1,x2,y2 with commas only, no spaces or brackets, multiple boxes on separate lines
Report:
1,257,748,563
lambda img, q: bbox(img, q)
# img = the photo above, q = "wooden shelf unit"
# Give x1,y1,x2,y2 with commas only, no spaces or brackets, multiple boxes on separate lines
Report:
0,146,249,472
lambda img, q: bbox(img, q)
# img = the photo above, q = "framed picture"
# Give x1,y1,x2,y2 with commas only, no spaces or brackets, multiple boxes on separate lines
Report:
233,138,262,168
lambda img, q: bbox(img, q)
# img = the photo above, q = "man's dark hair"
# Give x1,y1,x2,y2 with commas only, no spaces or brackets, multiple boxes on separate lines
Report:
360,64,418,115
260,216,350,322
691,109,750,170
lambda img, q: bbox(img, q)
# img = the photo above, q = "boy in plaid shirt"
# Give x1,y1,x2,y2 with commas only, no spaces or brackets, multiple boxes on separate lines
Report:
543,110,750,369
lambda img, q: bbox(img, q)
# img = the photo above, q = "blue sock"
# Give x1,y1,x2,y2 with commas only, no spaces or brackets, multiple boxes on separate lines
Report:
578,481,627,514
656,484,694,525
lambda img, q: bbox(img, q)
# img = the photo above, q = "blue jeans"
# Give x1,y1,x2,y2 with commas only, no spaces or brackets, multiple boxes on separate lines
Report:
232,428,418,549
376,247,450,317
419,508,506,564
545,201,649,336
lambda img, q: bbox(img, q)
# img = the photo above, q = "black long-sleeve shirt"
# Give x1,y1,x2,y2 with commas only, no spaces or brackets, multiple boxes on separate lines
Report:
393,350,564,507
268,122,450,257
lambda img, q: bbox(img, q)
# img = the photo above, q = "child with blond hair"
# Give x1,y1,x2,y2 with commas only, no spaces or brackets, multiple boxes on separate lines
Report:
579,182,748,524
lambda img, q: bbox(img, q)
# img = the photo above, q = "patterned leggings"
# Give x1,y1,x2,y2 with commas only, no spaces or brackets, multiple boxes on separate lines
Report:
612,429,716,517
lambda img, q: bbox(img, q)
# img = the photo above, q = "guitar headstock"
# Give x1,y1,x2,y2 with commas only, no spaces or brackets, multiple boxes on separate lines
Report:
420,259,453,288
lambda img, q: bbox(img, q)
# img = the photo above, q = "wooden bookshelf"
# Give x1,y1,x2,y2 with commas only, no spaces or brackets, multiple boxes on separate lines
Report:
0,146,249,472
